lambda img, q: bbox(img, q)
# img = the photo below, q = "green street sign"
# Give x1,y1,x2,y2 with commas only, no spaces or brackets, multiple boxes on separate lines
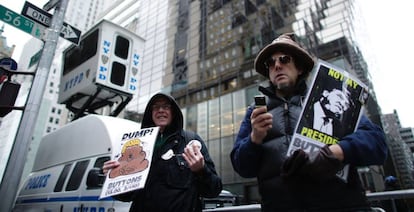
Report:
0,4,45,39
28,49,42,68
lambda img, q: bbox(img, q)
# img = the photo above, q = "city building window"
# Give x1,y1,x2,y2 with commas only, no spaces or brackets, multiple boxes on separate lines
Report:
197,101,208,139
220,93,233,137
208,99,220,140
221,136,235,181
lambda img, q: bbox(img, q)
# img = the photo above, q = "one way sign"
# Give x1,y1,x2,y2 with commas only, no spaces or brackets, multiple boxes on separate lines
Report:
21,1,81,45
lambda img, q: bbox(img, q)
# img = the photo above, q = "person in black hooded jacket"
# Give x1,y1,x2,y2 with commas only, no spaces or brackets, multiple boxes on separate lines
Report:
103,93,222,212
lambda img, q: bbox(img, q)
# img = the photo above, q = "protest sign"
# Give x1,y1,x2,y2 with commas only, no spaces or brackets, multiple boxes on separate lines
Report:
287,60,369,181
100,127,159,199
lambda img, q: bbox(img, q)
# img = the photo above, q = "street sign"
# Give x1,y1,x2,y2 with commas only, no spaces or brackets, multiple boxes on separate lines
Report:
21,1,81,45
0,4,45,40
28,49,42,68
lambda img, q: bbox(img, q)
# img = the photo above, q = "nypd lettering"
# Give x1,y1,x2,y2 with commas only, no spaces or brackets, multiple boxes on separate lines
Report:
98,40,111,81
63,72,84,92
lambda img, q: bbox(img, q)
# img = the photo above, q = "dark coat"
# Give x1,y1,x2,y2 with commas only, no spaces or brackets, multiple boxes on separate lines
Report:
230,84,387,212
115,93,222,212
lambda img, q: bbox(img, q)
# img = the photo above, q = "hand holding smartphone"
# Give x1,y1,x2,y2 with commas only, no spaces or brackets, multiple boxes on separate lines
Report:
254,95,267,109
252,95,270,144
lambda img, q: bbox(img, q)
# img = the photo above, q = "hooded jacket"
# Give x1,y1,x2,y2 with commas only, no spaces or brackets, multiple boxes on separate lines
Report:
115,93,222,212
230,83,387,211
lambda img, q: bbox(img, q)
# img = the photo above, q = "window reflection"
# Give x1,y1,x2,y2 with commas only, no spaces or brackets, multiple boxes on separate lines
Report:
182,87,260,182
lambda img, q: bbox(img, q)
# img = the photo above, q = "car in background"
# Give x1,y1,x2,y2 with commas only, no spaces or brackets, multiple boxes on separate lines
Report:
202,190,238,209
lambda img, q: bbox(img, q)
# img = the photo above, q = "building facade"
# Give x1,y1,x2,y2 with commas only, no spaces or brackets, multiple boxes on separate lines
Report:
400,127,414,155
0,25,15,59
382,110,414,189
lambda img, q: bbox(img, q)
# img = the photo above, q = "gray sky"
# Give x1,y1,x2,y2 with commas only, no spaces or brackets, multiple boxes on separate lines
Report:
359,0,414,127
1,0,414,127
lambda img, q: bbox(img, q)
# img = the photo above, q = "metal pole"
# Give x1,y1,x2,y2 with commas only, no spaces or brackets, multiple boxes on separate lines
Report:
0,0,69,210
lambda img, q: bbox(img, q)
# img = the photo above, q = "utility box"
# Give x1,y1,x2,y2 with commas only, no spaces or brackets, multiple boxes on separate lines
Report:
59,19,144,113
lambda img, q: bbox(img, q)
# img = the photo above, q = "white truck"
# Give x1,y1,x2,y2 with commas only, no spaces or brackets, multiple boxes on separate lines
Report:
13,115,140,212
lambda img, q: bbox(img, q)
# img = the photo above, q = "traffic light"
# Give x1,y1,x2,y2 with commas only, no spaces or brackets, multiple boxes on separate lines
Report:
0,58,20,117
0,81,21,117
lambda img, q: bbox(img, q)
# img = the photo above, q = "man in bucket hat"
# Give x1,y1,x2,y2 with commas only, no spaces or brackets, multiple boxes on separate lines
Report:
230,33,387,211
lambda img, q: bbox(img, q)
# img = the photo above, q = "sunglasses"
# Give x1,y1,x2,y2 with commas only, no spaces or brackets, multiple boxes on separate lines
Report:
264,55,292,68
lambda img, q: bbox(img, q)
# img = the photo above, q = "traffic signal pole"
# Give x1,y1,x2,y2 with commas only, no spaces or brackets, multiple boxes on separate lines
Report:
0,0,69,210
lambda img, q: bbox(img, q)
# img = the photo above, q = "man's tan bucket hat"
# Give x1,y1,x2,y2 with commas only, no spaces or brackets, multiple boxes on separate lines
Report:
254,32,315,77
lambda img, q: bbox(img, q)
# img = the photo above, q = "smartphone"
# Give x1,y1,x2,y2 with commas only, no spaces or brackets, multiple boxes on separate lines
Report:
254,95,266,108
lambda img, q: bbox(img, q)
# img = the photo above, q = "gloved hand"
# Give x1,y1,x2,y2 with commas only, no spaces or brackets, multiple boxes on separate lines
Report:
281,149,309,178
282,145,343,179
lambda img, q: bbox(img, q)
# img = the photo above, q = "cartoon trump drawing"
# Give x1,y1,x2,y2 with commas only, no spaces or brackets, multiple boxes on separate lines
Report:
109,139,149,178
